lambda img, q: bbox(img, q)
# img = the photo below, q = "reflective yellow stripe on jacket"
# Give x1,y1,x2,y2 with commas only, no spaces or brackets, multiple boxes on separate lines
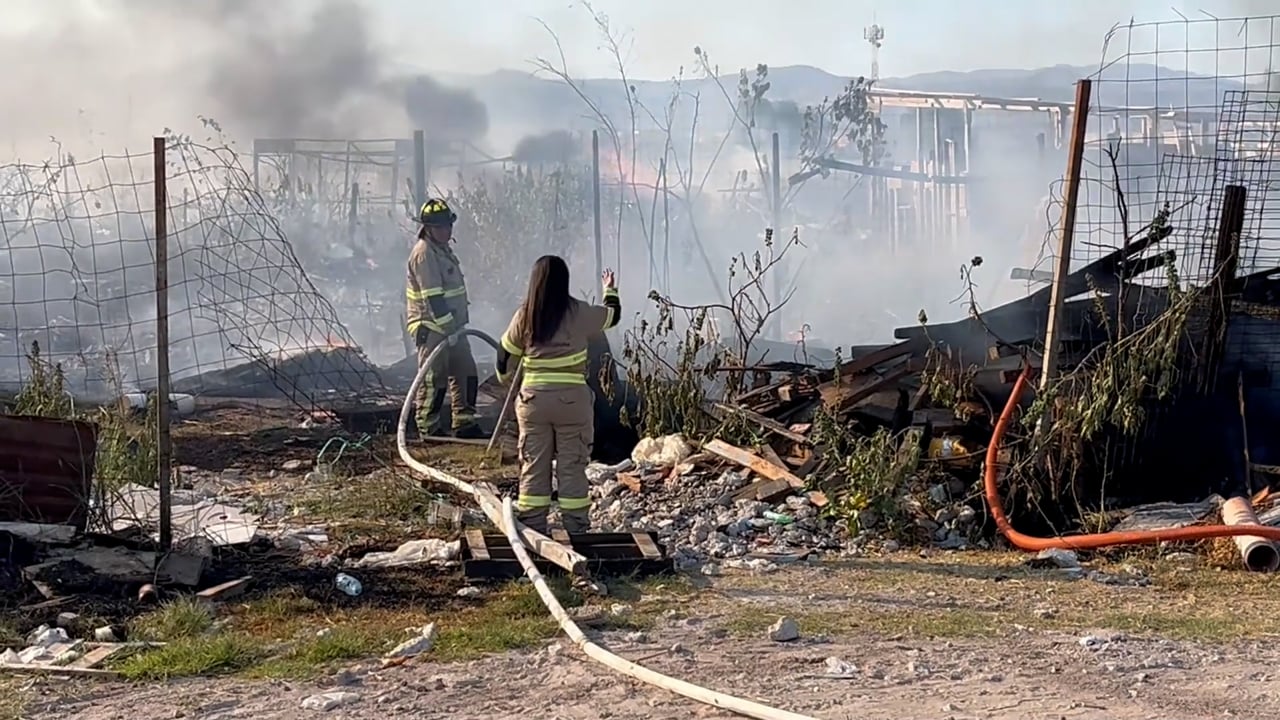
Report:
405,286,453,335
522,349,588,386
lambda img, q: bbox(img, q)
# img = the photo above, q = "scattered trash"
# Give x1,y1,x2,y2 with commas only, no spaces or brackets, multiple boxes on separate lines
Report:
349,538,459,569
334,573,363,597
385,623,437,659
631,434,693,468
823,657,858,678
456,586,483,598
300,691,361,711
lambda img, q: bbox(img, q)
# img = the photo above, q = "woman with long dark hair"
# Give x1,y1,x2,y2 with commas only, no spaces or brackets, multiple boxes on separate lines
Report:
496,256,621,534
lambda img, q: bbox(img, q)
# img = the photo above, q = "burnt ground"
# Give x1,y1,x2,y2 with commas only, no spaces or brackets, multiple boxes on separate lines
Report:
1,405,505,642
1,535,470,639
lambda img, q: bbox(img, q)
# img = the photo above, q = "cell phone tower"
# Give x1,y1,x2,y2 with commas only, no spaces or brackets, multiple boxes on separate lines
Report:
864,21,885,81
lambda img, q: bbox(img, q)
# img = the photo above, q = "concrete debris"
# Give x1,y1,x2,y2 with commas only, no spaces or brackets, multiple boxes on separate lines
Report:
300,691,361,711
385,623,438,659
349,539,459,568
767,616,800,643
281,459,308,472
93,627,118,642
824,657,858,677
588,459,848,568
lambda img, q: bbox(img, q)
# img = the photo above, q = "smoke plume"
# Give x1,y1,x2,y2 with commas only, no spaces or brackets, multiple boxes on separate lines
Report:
511,130,581,164
0,0,491,153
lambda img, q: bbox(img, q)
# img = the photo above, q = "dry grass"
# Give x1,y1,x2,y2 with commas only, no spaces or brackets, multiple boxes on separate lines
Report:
0,679,28,720
709,552,1280,643
278,444,518,545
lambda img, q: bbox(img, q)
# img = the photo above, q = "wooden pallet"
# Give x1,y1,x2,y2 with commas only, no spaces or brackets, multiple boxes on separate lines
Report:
461,528,670,580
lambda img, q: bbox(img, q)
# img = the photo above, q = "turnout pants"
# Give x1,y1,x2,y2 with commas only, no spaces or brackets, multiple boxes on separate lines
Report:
515,384,594,534
414,331,479,435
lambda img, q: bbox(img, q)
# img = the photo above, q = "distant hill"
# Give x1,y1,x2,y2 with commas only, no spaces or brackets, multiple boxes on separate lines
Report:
439,63,1249,151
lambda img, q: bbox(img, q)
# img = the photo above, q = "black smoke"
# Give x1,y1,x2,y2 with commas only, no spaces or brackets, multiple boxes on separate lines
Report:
402,76,491,142
511,130,580,164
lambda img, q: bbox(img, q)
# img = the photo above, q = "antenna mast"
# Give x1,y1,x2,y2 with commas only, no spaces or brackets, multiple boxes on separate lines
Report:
863,21,885,81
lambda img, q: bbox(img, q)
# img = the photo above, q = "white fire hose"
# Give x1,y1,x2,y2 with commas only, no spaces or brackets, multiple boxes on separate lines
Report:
396,328,821,720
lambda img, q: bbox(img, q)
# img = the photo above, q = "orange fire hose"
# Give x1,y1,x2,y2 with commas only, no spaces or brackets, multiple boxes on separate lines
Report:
984,366,1280,550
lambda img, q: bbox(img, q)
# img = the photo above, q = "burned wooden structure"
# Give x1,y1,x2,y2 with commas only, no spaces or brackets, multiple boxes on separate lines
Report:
461,528,670,580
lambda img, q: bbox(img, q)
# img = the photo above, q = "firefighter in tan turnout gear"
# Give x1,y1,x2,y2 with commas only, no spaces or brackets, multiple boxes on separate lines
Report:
496,255,621,534
406,198,484,439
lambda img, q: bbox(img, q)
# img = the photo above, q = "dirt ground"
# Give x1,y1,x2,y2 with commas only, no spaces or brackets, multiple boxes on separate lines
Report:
8,556,1280,720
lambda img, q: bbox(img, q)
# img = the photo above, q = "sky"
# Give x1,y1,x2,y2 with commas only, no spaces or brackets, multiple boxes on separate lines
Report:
365,0,1272,81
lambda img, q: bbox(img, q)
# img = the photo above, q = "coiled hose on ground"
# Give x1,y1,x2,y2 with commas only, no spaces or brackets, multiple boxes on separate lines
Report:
397,328,820,720
985,366,1280,558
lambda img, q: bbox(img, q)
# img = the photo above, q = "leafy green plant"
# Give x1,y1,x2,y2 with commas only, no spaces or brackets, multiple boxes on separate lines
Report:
812,414,923,540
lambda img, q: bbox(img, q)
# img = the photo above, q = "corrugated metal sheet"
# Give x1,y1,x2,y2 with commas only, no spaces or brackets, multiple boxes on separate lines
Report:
0,414,97,530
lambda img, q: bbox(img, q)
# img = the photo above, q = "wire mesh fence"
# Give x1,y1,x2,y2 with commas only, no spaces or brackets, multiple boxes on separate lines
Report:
1009,14,1280,510
0,138,386,410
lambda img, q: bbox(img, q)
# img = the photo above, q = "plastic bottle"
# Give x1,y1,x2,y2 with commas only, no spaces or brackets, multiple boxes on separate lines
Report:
762,511,794,525
928,437,970,459
334,572,363,597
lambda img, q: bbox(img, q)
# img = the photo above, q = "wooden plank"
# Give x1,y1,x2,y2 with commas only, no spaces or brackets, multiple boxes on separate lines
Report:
196,576,252,602
631,532,662,560
705,440,805,489
472,483,586,575
732,477,794,504
71,645,120,669
706,402,810,444
464,529,490,561
818,364,912,413
551,528,571,545
1040,78,1092,388
758,444,788,470
0,662,118,678
706,439,830,508
829,338,922,380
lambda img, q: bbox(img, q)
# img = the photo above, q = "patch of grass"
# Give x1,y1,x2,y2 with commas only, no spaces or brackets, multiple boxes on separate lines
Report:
131,597,214,641
114,633,265,680
113,576,600,681
251,625,400,679
231,590,320,636
416,443,515,478
433,581,580,661
292,468,461,544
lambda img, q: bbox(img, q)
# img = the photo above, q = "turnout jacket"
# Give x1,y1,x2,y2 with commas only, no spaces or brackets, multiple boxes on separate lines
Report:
405,238,470,338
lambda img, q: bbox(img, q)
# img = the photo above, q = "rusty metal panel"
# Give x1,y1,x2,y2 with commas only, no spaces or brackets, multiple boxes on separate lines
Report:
0,414,98,530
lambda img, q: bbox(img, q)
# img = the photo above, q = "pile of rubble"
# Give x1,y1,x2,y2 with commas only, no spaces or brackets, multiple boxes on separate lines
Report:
589,447,846,570
587,337,1000,568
